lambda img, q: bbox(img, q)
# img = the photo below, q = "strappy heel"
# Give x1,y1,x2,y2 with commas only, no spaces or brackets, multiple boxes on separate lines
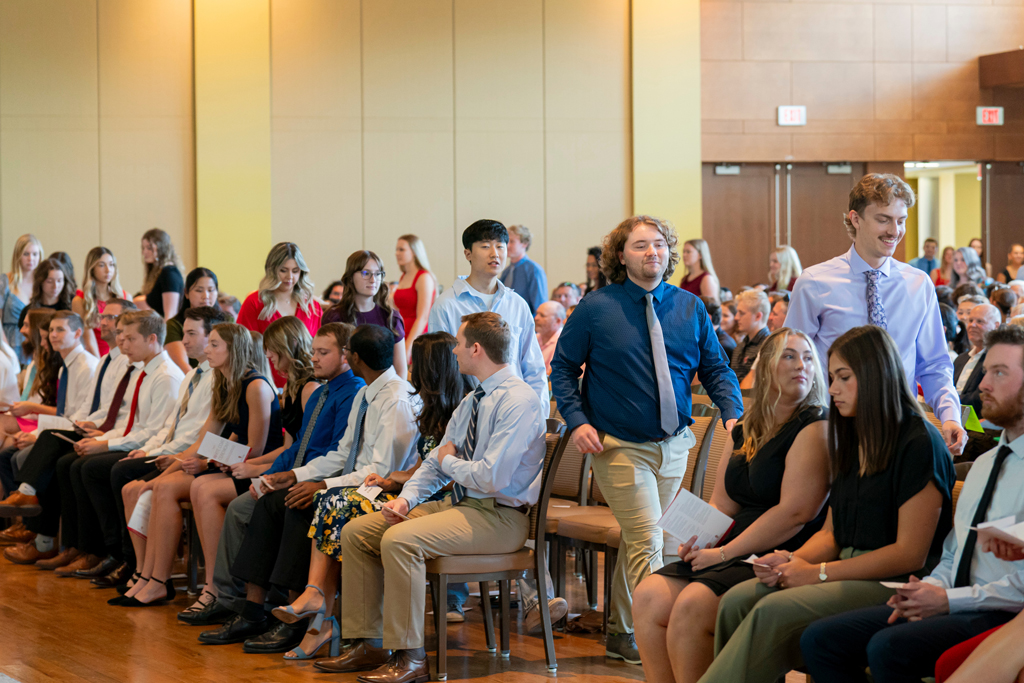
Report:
272,583,327,632
283,616,340,660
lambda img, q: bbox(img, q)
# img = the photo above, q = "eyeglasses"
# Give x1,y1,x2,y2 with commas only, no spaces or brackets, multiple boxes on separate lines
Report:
359,270,385,280
98,314,119,322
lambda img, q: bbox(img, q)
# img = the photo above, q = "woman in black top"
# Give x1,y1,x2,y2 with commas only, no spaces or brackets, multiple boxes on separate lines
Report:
634,328,831,683
698,326,955,683
164,267,219,372
136,228,184,319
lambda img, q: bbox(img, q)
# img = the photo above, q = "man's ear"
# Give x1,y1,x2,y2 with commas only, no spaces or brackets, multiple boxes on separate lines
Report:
464,248,472,263
618,251,625,266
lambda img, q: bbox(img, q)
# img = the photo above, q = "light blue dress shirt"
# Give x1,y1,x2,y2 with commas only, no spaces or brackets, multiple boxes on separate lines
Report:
785,245,961,425
428,277,549,406
399,366,546,510
500,254,548,316
909,256,939,275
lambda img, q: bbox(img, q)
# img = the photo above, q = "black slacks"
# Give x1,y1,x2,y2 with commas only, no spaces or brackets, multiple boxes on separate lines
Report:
108,458,159,568
230,489,315,594
17,430,80,490
78,452,130,559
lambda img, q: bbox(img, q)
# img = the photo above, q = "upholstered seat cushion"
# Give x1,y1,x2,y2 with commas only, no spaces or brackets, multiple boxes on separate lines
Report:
557,508,620,545
544,499,582,533
425,548,534,575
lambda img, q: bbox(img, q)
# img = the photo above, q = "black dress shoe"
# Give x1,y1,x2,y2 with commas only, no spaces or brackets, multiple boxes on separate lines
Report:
178,599,234,626
92,563,132,588
74,555,120,578
243,618,308,653
198,614,269,645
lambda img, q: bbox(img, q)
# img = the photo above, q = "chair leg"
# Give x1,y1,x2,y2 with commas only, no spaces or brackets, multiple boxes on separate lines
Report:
186,509,200,597
479,581,496,653
499,579,511,658
586,548,598,610
536,560,558,672
435,575,448,682
603,547,615,635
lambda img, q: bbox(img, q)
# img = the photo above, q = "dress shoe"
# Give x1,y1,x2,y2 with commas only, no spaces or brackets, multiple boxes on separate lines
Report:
525,597,569,633
0,492,41,517
178,597,234,626
4,542,57,565
356,650,430,683
91,562,132,588
314,641,393,673
35,547,82,570
75,554,119,578
198,614,269,645
243,618,308,653
54,553,101,577
0,522,34,545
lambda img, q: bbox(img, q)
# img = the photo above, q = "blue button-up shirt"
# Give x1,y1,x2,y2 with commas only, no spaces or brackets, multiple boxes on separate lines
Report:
399,366,546,509
428,277,549,406
785,245,961,424
500,255,548,316
263,369,365,475
552,278,743,443
909,256,939,275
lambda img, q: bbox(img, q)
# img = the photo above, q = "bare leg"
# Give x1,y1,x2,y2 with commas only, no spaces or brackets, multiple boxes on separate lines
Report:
122,480,147,570
666,582,721,683
129,472,192,601
189,474,236,597
947,612,1024,683
635,573,688,683
285,545,332,615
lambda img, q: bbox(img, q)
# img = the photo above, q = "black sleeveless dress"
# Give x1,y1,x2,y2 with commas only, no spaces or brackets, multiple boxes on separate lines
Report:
653,406,828,595
224,373,284,495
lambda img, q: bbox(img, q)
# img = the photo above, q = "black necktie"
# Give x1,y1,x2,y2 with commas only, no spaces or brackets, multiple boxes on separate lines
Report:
90,355,112,413
954,445,1014,587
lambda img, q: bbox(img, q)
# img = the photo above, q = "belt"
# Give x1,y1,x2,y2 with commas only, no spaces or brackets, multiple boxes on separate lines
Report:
498,503,530,515
650,430,685,444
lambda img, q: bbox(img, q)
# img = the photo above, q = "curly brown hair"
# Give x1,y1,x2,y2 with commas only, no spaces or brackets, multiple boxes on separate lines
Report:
844,173,916,240
599,215,680,285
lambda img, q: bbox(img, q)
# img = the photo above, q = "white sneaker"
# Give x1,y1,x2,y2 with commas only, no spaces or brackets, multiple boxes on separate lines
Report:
524,597,569,633
446,607,465,623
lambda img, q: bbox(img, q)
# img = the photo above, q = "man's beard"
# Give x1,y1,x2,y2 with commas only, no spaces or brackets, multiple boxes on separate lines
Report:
981,383,1024,429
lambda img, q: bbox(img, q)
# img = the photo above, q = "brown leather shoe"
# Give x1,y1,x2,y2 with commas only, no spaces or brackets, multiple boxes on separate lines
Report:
35,547,82,570
356,651,429,683
92,562,131,588
314,641,393,673
0,491,41,517
4,542,57,565
54,553,101,577
0,522,35,545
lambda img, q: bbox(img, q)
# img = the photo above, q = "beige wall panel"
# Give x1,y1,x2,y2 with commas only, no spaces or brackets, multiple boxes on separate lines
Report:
875,134,915,160
702,133,793,161
912,6,947,63
914,133,995,160
271,0,363,288
702,62,791,120
792,63,875,120
0,0,100,269
791,134,875,160
914,62,980,123
544,0,630,288
875,63,914,121
743,4,873,62
362,0,456,284
98,0,194,294
875,6,912,63
947,7,1024,63
701,3,743,61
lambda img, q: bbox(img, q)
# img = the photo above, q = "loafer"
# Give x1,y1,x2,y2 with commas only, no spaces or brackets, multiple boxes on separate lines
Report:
0,492,41,517
356,650,430,683
198,614,269,645
35,547,82,570
92,563,132,588
242,618,308,653
55,554,101,577
178,599,234,626
4,542,57,565
314,641,392,673
75,555,120,578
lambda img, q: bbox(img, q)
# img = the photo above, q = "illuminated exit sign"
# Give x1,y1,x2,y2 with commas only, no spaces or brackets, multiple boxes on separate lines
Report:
977,107,1004,126
778,106,807,126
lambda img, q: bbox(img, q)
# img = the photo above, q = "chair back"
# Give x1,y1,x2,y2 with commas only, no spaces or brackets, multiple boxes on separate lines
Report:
551,426,589,502
952,480,964,516
683,411,718,494
694,416,734,502
528,418,570,542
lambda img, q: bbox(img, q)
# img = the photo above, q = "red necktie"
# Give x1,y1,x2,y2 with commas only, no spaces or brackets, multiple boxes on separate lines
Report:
124,371,147,435
98,367,135,433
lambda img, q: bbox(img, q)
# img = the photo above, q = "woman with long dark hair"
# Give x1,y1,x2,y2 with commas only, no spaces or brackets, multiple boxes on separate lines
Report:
164,267,219,373
16,258,74,329
135,228,185,319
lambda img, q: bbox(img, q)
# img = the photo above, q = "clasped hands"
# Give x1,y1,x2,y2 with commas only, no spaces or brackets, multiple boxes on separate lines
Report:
749,551,819,589
254,470,324,509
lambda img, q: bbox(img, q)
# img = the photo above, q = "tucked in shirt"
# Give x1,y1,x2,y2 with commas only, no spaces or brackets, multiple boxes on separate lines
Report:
59,345,101,423
552,278,743,443
785,245,961,425
139,361,215,457
99,351,185,451
500,255,548,316
400,366,546,509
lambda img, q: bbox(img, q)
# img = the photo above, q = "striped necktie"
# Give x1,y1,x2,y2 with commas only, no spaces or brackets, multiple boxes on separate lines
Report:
342,395,369,475
294,385,328,468
451,386,486,505
166,367,202,443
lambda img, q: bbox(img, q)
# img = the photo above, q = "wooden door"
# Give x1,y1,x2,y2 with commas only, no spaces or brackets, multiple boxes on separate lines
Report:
701,163,779,293
982,162,1024,278
785,163,865,271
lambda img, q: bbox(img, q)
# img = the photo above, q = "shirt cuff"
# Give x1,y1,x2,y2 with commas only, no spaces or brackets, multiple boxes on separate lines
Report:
292,465,313,482
946,586,977,612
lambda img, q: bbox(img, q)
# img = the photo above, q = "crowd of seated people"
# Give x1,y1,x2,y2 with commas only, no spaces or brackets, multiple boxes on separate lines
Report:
0,173,1023,683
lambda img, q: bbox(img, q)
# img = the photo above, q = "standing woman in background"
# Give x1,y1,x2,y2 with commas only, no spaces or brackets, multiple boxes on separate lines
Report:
72,247,129,358
392,234,436,355
582,245,608,295
932,246,955,287
949,246,988,290
996,243,1024,284
767,246,802,292
17,258,74,329
1,234,43,364
135,228,185,320
164,267,219,373
323,250,407,378
969,238,993,278
680,238,721,302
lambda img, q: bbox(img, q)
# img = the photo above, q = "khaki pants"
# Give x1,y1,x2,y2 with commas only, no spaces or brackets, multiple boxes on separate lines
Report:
592,428,694,634
340,496,529,649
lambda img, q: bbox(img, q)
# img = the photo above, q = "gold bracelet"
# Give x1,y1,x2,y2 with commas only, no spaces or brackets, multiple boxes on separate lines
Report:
719,547,727,562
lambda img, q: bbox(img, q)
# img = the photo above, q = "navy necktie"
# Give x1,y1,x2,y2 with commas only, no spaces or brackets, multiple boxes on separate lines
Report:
56,360,69,416
90,355,112,413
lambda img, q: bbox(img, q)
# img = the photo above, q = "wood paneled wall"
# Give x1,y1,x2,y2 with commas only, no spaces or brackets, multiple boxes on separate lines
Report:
701,0,1024,162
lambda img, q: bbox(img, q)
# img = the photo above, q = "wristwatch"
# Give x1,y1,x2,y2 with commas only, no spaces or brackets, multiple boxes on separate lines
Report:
818,562,828,582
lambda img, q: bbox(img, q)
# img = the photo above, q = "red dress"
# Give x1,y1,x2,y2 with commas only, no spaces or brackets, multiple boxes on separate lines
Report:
236,291,323,387
76,288,129,357
768,276,798,292
393,270,433,338
680,271,709,297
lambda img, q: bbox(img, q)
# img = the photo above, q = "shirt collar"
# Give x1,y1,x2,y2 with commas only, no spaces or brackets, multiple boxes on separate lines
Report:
107,347,121,361
453,276,507,304
197,360,211,373
997,431,1024,462
539,327,561,347
63,344,85,367
365,366,398,402
142,350,168,374
848,245,892,277
623,277,666,303
327,369,356,391
479,365,516,395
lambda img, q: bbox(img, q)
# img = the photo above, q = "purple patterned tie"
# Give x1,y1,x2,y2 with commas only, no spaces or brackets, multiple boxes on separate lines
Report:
866,270,887,330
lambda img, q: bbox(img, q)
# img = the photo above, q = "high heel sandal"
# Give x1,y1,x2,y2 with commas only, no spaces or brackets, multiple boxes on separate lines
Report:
283,616,340,660
272,584,327,632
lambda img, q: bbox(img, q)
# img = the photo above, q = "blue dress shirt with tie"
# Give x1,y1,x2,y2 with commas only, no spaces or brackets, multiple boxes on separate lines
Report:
500,254,548,316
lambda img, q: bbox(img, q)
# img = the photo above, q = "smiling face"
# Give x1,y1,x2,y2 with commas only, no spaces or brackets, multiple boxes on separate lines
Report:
466,239,507,279
205,329,229,369
20,243,41,274
141,239,156,265
1011,245,1024,267
277,259,301,293
775,335,816,404
923,241,938,259
828,353,858,417
42,267,64,303
620,223,669,284
188,276,218,309
979,344,1024,428
953,251,968,276
92,253,115,285
353,259,384,297
850,199,907,266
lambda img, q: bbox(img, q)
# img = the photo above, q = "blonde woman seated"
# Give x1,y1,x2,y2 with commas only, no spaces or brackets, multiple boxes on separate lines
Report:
634,328,831,683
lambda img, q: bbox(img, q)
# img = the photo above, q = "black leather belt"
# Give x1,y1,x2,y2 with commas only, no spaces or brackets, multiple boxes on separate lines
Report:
499,503,530,515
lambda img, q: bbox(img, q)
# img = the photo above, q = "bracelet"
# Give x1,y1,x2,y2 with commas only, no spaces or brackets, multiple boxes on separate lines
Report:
719,547,728,562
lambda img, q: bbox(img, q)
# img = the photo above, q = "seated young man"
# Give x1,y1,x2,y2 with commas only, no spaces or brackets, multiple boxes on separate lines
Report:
321,312,546,682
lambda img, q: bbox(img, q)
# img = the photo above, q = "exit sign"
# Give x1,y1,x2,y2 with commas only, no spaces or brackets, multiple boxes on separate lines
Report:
977,107,1004,126
778,106,807,126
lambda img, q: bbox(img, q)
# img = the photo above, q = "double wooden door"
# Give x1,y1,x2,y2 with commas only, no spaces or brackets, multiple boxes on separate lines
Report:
982,162,1024,274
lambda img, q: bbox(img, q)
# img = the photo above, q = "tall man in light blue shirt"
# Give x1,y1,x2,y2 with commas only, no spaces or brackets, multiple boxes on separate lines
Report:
785,173,966,453
500,224,548,315
331,312,546,681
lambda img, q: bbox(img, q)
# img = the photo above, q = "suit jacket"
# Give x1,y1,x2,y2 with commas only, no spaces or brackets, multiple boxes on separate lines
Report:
953,349,986,414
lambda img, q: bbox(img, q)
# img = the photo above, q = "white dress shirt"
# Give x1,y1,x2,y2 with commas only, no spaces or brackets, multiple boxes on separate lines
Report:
956,348,984,394
922,432,1024,612
139,361,214,457
61,345,101,422
83,347,132,425
785,245,961,425
293,366,421,490
99,351,185,451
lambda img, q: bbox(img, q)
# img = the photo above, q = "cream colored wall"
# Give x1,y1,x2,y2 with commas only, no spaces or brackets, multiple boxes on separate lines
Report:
0,0,194,295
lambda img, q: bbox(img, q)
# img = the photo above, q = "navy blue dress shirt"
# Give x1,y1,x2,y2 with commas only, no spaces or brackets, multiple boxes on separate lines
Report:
551,278,743,443
500,254,548,316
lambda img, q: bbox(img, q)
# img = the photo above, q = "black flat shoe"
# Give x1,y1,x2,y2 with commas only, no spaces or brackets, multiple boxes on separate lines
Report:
74,555,120,578
116,579,176,607
198,614,269,645
243,618,308,653
178,597,234,626
116,572,142,595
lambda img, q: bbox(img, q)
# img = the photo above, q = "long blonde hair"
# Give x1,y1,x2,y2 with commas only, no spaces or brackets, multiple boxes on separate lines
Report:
210,323,262,425
769,246,802,291
256,242,316,321
262,317,315,401
141,228,184,295
8,234,43,290
684,239,718,280
80,247,124,327
739,328,828,461
398,234,433,275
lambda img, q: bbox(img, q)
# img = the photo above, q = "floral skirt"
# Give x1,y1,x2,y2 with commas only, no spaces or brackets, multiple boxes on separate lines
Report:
307,486,398,560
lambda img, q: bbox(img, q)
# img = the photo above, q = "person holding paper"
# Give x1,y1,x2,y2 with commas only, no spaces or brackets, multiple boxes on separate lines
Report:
799,325,1024,683
321,312,542,681
698,326,955,683
551,215,744,664
633,328,831,683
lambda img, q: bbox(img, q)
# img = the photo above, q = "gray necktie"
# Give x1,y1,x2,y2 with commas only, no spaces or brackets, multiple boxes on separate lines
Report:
343,395,369,475
505,263,515,290
293,385,328,468
166,367,202,443
645,293,679,437
451,386,486,505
